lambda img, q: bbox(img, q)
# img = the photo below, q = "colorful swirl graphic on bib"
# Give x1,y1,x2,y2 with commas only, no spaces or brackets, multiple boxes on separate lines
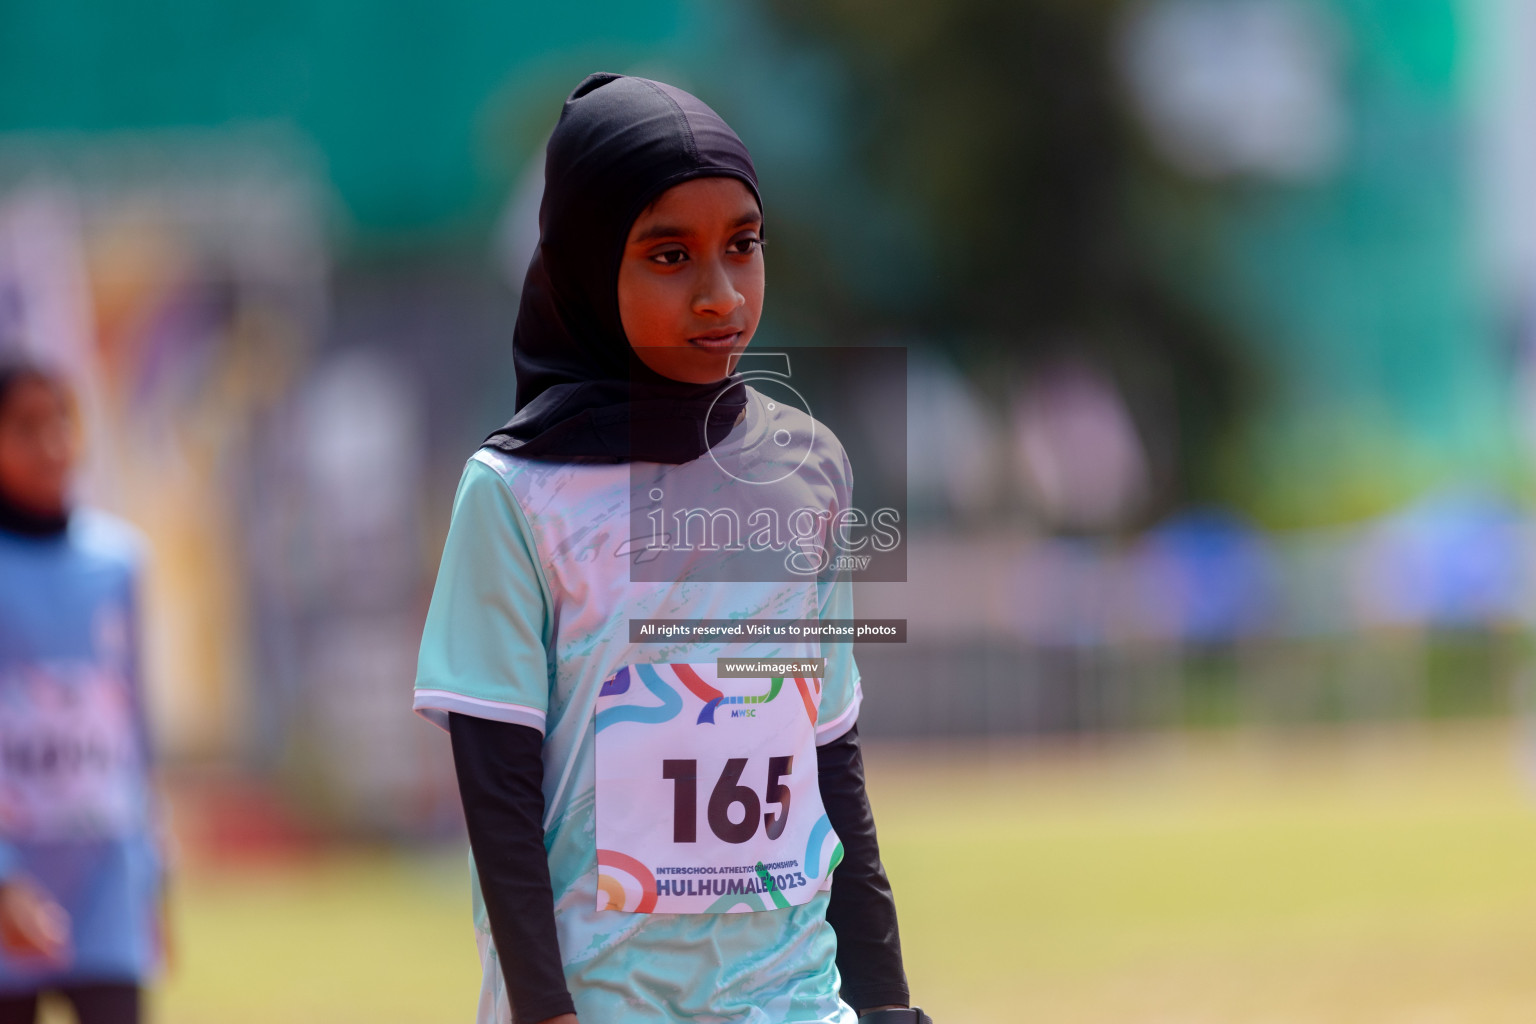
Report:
755,861,791,910
803,813,844,880
671,663,722,722
793,675,820,726
595,664,682,733
705,889,767,913
670,664,787,725
596,849,658,913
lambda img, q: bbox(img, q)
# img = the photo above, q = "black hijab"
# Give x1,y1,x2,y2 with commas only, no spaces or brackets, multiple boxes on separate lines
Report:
483,72,762,464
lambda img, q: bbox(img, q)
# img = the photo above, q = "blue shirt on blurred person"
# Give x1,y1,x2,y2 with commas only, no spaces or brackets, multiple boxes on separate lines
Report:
0,507,164,993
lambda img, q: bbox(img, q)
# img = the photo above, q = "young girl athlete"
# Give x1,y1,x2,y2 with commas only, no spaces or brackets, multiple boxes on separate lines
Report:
0,361,163,1024
414,73,929,1024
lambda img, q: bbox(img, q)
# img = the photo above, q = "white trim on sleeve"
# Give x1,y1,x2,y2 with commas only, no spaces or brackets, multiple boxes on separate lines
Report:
413,689,547,734
814,681,862,745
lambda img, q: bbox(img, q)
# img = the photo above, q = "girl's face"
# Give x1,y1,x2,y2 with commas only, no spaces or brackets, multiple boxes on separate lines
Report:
0,376,77,516
617,176,764,384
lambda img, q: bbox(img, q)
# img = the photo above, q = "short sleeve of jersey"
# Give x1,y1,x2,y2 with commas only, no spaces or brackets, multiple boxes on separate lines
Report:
413,456,553,734
814,443,862,745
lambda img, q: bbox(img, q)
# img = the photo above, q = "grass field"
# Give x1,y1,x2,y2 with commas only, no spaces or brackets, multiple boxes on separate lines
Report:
125,720,1536,1024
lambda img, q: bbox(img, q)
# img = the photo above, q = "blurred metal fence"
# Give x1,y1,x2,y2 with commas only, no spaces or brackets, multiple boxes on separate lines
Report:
854,631,1528,739
853,497,1535,739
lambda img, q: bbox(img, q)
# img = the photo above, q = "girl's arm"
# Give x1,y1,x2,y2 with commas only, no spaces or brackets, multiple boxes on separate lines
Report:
816,722,910,1013
418,461,567,1018
813,459,910,1013
449,712,577,1024
0,870,71,963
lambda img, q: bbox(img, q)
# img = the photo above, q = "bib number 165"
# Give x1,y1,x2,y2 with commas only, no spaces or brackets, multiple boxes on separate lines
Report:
662,756,793,845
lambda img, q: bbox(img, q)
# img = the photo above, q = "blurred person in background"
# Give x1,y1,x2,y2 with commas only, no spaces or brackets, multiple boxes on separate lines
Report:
0,361,164,1024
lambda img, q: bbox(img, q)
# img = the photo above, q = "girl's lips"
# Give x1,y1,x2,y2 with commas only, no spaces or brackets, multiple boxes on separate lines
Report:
688,331,742,348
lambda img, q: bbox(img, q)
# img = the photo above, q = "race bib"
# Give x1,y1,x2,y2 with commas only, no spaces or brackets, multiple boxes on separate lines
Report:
0,663,141,840
594,662,844,914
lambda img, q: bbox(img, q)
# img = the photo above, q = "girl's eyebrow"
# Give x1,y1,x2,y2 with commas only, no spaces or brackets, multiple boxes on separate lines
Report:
631,213,762,244
632,223,688,243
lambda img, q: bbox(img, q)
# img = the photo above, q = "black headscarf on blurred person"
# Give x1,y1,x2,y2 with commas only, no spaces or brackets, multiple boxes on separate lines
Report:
0,359,70,538
482,72,760,464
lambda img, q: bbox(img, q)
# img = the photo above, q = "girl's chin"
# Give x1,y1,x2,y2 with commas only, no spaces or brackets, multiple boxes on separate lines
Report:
632,343,746,383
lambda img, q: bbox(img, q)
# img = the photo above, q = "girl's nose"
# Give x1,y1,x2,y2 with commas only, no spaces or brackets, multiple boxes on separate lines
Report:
692,257,745,317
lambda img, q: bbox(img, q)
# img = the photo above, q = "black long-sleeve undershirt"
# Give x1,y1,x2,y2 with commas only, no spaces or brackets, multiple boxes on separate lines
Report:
449,713,576,1023
817,723,910,1010
448,713,908,1020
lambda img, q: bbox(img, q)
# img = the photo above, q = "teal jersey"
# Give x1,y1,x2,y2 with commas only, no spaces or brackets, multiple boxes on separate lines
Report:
415,387,862,1024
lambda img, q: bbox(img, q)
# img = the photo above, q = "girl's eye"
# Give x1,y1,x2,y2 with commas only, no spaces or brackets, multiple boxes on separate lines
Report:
650,248,688,266
729,236,763,256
